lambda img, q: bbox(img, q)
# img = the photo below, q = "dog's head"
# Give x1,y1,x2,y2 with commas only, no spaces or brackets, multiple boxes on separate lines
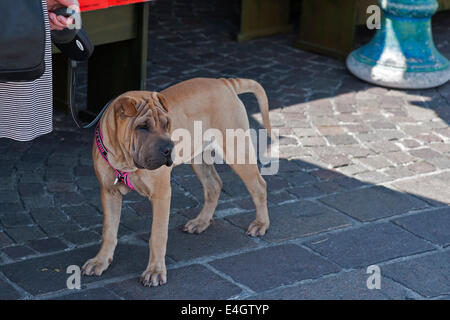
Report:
112,93,174,171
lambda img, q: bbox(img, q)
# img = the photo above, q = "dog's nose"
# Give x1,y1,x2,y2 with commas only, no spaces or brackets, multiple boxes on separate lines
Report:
160,143,173,158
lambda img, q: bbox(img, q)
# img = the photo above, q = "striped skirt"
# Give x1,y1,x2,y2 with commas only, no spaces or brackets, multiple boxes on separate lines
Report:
0,0,53,142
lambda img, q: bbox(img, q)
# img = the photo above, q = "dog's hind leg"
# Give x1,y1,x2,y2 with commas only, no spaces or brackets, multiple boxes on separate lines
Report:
229,163,269,237
183,162,222,234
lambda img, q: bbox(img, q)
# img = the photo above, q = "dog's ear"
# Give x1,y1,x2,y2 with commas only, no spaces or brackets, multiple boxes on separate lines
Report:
152,92,169,112
115,96,139,117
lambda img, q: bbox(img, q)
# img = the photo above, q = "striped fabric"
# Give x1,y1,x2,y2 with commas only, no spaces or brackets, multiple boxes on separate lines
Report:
0,0,53,142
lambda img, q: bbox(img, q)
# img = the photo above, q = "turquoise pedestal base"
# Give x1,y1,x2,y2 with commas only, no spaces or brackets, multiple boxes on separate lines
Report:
346,0,450,89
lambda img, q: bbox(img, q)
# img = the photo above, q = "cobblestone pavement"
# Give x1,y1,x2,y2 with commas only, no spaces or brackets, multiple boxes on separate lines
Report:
1,0,449,300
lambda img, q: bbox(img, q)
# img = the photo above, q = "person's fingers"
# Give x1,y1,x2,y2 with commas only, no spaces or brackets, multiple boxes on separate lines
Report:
56,15,73,27
49,12,66,28
49,21,64,31
50,13,65,28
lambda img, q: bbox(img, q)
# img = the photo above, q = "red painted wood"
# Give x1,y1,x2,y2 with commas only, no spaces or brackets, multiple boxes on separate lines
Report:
79,0,150,12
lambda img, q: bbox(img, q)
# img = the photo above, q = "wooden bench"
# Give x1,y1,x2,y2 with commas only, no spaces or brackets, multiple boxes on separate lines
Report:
295,0,450,60
237,0,293,42
52,2,149,118
238,0,450,59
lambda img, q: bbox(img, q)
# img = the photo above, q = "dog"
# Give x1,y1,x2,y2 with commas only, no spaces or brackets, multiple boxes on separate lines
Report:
82,78,272,287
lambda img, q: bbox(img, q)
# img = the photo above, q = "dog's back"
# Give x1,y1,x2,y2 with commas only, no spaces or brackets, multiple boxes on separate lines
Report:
161,77,272,138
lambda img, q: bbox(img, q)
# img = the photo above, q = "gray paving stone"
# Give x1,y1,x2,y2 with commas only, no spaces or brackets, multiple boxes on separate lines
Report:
30,207,68,223
122,210,188,233
393,173,450,205
22,195,53,209
252,269,414,300
357,156,392,170
17,183,45,198
310,168,343,181
0,277,22,299
427,156,450,169
4,226,46,243
368,141,401,153
79,190,102,210
383,167,415,179
93,224,133,240
107,264,242,299
326,135,358,145
334,176,366,189
318,154,352,168
383,151,416,165
313,181,346,194
226,201,351,243
400,139,421,149
62,230,101,245
120,213,152,233
337,145,373,158
149,219,257,262
287,185,324,199
62,205,99,217
383,251,450,298
213,202,244,217
39,221,81,237
69,210,103,226
53,288,121,300
319,186,428,221
394,207,450,247
265,175,292,193
279,171,317,187
46,182,77,193
54,192,85,207
0,191,20,204
1,245,35,260
0,243,151,296
0,232,14,248
129,201,152,216
210,244,340,292
0,212,34,227
354,171,391,184
0,202,25,215
28,238,68,254
305,223,435,268
409,148,443,160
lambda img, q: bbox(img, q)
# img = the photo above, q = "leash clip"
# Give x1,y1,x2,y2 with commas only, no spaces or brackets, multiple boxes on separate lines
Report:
114,177,119,185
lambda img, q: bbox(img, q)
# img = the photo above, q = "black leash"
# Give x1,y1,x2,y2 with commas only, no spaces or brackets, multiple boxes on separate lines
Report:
51,5,109,129
68,61,113,128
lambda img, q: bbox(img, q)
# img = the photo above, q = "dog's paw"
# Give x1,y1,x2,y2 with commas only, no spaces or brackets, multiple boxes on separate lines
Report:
81,257,111,276
183,218,212,234
246,220,269,237
140,264,167,287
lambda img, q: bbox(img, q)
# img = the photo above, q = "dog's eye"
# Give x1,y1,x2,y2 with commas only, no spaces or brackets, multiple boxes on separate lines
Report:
136,124,149,131
164,118,171,130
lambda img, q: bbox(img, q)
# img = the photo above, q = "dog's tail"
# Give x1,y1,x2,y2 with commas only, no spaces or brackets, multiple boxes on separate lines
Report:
224,78,273,139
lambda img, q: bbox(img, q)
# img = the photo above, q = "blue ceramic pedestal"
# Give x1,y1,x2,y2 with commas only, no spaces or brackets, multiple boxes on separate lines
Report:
347,0,450,89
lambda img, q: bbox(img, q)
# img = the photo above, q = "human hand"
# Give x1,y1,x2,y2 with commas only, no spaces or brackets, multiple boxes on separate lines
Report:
46,0,79,31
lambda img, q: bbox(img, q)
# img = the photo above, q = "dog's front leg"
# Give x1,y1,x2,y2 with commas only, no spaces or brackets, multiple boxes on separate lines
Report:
140,183,171,287
82,187,122,276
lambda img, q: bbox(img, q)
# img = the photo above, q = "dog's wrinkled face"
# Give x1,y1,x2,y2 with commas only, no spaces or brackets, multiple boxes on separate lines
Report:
115,94,174,171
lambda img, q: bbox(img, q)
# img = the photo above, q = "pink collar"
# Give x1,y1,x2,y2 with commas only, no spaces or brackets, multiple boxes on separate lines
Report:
95,123,135,190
